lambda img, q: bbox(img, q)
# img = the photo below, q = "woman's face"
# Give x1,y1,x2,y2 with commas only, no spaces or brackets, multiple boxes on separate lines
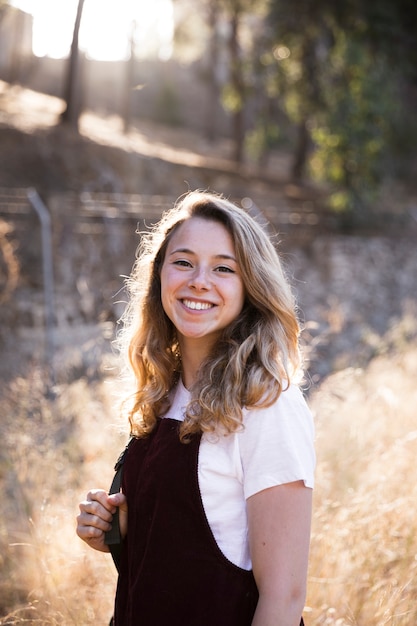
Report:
160,217,245,352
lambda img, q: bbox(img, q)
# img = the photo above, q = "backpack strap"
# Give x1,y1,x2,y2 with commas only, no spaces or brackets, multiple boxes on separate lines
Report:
104,438,134,572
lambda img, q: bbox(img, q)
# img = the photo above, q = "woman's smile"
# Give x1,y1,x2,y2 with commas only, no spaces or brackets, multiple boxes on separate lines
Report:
181,298,215,311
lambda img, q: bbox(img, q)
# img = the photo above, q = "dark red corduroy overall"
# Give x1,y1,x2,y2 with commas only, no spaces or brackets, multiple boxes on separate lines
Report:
113,418,304,626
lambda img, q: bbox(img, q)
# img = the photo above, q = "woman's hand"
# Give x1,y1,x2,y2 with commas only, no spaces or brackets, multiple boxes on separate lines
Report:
76,489,128,553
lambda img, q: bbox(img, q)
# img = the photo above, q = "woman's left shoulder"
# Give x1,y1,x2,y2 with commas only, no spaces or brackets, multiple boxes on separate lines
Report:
239,383,316,495
240,383,315,458
244,383,313,426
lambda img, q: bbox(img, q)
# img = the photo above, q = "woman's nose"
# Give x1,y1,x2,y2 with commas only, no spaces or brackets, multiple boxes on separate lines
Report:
189,266,210,290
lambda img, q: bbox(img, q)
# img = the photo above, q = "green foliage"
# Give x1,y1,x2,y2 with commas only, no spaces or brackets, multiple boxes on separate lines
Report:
264,0,417,223
221,82,244,114
309,37,399,221
245,121,280,163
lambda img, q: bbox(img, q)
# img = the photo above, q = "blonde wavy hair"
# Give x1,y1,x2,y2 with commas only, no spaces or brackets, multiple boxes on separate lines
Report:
119,191,302,441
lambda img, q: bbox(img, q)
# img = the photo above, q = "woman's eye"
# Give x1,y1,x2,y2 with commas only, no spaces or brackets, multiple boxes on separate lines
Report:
215,265,235,273
173,259,192,267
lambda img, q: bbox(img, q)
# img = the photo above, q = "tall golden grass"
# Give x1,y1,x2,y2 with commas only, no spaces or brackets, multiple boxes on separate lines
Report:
1,338,416,624
306,345,417,625
0,371,125,625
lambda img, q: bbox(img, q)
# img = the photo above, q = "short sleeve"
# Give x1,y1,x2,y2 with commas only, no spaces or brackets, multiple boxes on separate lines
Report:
238,384,315,499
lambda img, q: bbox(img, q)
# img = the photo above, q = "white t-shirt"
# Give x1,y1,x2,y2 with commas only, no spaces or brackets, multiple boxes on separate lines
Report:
163,380,315,570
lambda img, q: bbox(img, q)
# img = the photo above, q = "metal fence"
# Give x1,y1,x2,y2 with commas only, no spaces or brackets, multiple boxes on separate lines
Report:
0,186,332,315
0,186,334,382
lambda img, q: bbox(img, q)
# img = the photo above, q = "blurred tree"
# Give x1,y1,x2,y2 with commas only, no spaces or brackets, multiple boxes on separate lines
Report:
172,0,208,62
344,0,417,79
266,1,343,180
224,0,245,162
0,0,9,19
173,0,262,161
0,1,28,85
60,0,85,131
123,19,137,134
173,0,223,141
219,0,268,163
310,37,399,221
204,0,221,142
265,0,417,222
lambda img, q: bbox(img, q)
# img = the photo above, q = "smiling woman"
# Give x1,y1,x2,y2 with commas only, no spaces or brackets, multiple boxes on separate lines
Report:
11,0,174,60
160,217,246,377
76,190,314,626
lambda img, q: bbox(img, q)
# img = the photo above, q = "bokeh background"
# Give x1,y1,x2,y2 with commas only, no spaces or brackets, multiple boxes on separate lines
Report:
1,1,417,623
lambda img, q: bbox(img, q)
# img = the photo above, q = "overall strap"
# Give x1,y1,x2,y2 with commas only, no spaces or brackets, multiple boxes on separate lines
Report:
104,438,134,572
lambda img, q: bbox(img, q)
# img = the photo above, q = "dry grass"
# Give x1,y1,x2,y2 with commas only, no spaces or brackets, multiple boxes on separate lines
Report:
0,370,127,625
1,339,417,624
306,347,417,624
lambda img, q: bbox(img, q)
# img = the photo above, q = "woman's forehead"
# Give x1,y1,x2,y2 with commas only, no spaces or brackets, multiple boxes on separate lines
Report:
166,217,235,253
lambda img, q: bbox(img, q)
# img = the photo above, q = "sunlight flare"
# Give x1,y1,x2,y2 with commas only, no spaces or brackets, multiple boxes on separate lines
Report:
11,0,174,60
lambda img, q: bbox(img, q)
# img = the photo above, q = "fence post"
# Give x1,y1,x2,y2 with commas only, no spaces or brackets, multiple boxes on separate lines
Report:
27,188,56,387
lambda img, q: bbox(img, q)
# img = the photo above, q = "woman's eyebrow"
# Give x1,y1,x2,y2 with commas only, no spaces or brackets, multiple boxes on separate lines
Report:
168,248,237,262
168,247,194,256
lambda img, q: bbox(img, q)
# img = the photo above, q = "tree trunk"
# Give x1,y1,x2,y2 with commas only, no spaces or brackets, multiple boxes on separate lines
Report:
8,8,25,84
228,9,245,164
291,118,311,180
291,35,319,179
123,20,136,134
60,0,85,131
205,0,220,142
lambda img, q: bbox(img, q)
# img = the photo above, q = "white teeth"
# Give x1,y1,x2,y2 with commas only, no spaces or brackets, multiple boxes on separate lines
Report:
183,299,213,310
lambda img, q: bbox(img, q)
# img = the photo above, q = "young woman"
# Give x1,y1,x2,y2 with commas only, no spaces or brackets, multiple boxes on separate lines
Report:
76,191,315,626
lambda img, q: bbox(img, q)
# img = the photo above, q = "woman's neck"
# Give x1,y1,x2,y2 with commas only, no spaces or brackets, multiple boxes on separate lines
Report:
178,337,214,390
180,355,200,390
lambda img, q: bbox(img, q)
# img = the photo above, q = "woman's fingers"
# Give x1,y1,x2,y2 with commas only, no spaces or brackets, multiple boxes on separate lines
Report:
108,492,128,539
76,489,116,552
